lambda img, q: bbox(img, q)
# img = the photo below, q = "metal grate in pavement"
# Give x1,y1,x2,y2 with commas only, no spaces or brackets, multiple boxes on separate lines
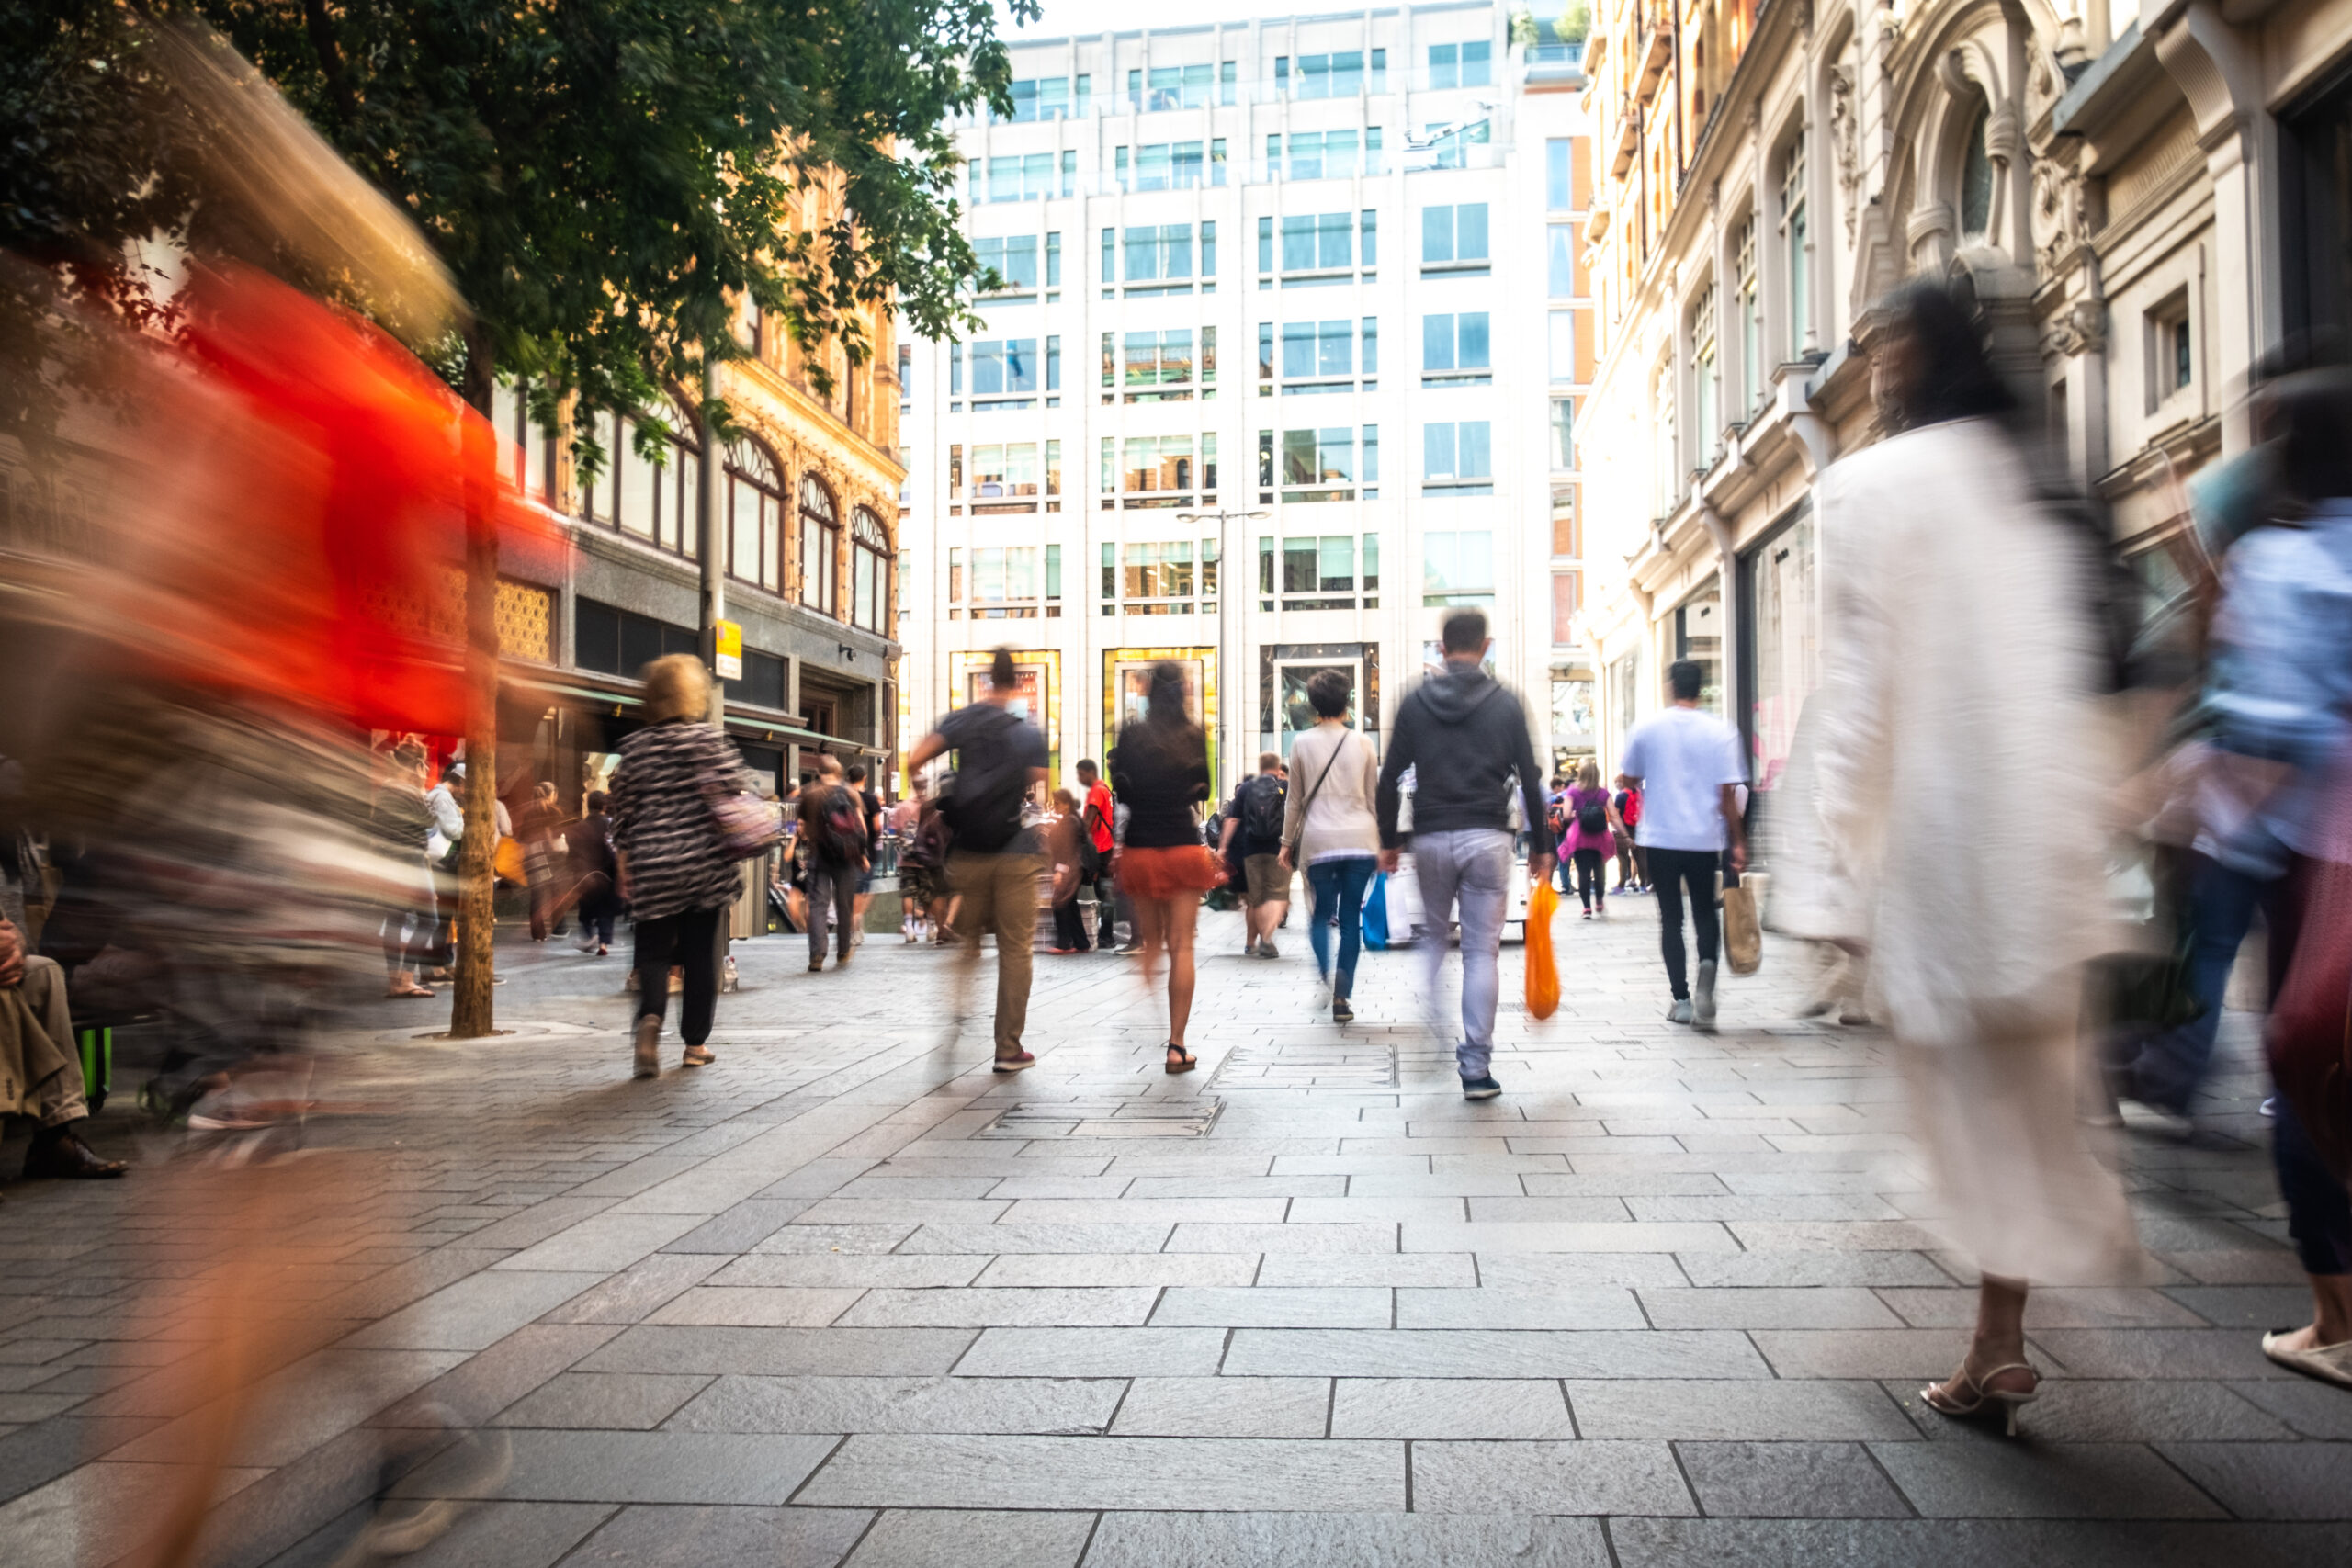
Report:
1208,1039,1399,1090
978,1100,1225,1139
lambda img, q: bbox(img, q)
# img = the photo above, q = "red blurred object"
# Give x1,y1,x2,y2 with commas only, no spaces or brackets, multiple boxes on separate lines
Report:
128,265,562,734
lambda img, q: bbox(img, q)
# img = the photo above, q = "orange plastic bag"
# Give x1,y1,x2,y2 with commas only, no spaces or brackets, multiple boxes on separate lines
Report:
1525,879,1561,1019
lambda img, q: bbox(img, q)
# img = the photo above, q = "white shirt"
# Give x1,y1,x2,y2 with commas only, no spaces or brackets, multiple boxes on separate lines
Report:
1621,705,1747,852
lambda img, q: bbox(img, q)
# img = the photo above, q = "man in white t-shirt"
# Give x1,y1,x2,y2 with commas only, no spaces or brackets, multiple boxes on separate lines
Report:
1618,659,1748,1031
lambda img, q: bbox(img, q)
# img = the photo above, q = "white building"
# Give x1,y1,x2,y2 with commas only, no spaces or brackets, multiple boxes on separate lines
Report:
896,4,1594,800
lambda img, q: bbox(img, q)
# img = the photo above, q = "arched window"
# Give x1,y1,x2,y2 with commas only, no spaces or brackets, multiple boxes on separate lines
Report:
798,472,840,615
852,507,889,633
1959,101,1994,242
582,403,698,560
726,440,786,593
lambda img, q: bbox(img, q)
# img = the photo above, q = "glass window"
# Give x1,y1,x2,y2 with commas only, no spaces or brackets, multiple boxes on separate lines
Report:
1281,427,1354,494
1422,422,1493,486
1124,541,1194,597
1258,215,1273,274
1422,203,1489,264
1959,103,1993,240
851,507,888,631
1781,137,1810,353
973,235,1038,291
1546,137,1573,209
1122,329,1195,395
1291,51,1364,99
1363,531,1380,588
1547,224,1576,297
1123,434,1196,492
1046,231,1061,288
1363,424,1379,484
1046,541,1061,600
1421,313,1490,374
1422,529,1495,604
1361,209,1378,268
1362,318,1379,376
970,443,1041,497
1125,224,1193,282
1419,118,1489,169
1201,220,1217,278
969,338,1038,397
1550,400,1576,471
798,472,839,614
1046,439,1061,496
1279,320,1354,380
724,439,786,592
1046,334,1060,392
1549,311,1576,382
1100,226,1114,284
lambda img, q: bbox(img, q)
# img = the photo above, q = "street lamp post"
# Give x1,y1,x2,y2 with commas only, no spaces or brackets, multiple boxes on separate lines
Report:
1176,506,1269,799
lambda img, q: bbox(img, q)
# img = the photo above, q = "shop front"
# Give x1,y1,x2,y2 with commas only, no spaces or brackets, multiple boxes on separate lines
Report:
1258,642,1380,769
1102,647,1217,785
1736,503,1817,795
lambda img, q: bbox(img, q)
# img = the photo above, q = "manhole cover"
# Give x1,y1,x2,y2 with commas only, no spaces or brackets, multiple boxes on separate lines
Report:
978,1100,1224,1139
1208,1040,1398,1090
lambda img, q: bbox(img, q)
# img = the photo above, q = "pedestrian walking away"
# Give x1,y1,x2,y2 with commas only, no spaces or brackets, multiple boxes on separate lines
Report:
847,763,883,944
1108,660,1225,1071
799,756,869,972
516,779,568,941
1219,752,1291,957
1776,278,2146,1436
1376,607,1555,1099
1558,760,1625,919
569,790,620,955
1612,774,1646,892
370,740,437,998
1281,669,1381,1024
611,655,759,1078
907,648,1051,1071
1620,660,1748,1031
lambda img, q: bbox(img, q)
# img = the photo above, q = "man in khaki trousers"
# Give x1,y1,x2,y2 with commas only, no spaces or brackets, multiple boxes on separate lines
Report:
905,650,1050,1071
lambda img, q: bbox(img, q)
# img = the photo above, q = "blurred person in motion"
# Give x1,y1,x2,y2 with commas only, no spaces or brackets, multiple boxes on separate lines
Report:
907,649,1050,1070
1559,761,1625,920
371,741,437,997
569,790,620,956
612,655,755,1077
1782,278,2143,1434
1612,773,1646,892
1279,669,1380,1024
1219,753,1291,958
1108,660,1223,1071
1377,608,1555,1100
1621,660,1748,1027
889,782,929,942
799,756,868,973
1076,759,1118,952
0,915,130,1178
847,762,883,945
516,780,569,942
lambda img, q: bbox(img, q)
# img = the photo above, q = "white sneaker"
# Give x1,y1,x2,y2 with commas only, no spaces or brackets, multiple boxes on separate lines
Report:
1693,960,1717,1032
1667,998,1695,1025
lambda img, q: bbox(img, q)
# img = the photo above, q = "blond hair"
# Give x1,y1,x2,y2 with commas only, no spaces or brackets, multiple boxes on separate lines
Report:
641,654,710,723
1578,760,1600,789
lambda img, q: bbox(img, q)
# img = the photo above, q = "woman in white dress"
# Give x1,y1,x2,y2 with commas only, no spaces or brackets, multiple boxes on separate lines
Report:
1775,280,2143,1435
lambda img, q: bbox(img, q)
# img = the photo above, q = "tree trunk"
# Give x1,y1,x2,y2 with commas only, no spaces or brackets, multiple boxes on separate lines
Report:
450,323,501,1039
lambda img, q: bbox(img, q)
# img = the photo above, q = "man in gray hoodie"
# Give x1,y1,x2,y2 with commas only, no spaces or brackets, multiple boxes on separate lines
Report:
1377,608,1556,1099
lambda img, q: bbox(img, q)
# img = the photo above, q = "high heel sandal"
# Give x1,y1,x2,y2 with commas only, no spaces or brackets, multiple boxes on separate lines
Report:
1923,1360,2040,1438
1164,1043,1196,1074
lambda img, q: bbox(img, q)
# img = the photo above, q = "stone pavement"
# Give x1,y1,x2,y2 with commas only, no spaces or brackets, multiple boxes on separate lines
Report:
0,886,2346,1566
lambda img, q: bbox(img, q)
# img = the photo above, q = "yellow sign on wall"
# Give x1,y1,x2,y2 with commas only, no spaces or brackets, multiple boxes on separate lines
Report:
713,620,742,681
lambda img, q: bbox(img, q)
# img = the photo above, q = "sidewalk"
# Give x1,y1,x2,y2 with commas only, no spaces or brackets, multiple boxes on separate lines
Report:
0,893,2341,1565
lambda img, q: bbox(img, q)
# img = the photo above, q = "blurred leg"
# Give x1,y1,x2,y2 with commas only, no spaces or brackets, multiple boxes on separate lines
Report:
989,855,1040,1055
1452,832,1511,1078
1651,849,1691,998
1329,857,1372,1000
1165,894,1199,1051
677,906,721,1045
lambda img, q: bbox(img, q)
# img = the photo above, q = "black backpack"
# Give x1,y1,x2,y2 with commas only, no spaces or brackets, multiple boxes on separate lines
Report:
803,784,865,863
1242,773,1286,842
1576,794,1608,837
939,706,1031,853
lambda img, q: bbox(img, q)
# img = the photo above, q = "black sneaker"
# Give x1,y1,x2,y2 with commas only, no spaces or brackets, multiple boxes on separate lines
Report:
1332,997,1354,1024
1461,1075,1502,1100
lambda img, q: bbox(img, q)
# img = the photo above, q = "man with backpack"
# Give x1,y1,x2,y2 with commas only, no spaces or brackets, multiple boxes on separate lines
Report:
1075,760,1116,952
1218,753,1291,958
798,757,868,973
906,649,1051,1070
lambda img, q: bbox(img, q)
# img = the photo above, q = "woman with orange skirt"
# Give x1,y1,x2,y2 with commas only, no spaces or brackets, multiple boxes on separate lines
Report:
1107,661,1223,1072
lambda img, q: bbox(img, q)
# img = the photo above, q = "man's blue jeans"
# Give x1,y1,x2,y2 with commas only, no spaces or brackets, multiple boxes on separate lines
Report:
1412,829,1513,1080
2130,852,2290,1113
1306,855,1377,1000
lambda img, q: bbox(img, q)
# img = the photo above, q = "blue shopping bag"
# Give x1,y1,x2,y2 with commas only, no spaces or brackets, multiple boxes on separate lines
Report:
1362,871,1390,951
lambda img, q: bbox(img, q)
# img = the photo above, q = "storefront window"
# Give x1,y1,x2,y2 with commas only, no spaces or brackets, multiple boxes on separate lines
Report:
1739,514,1816,792
1672,578,1724,717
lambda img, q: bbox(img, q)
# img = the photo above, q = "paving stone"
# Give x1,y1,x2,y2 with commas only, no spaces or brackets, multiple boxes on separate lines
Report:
1898,1378,2298,1443
1329,1379,1577,1438
491,1213,707,1273
549,1504,870,1567
1222,1329,1770,1381
706,1253,989,1289
659,1201,804,1255
106,1347,472,1466
1081,1510,1611,1566
974,1254,1259,1288
1471,1254,1692,1289
1563,1379,1917,1441
395,1429,838,1505
0,1458,271,1565
341,1272,607,1352
2158,1442,2352,1519
538,1254,729,1325
843,1287,1158,1328
1167,1224,1400,1254
1866,1439,2230,1518
1254,1254,1479,1288
844,1507,1095,1567
1750,1329,2007,1381
1876,1287,2208,1329
668,1373,1122,1435
1608,1517,2352,1567
2030,1328,2291,1381
2225,1378,2352,1439
1393,1289,1645,1329
269,1500,615,1568
898,1224,1175,1254
795,1433,1405,1511
1404,1223,1736,1253
580,1326,973,1377
646,1287,865,1326
1111,1377,1330,1437
492,1372,712,1429
2160,1285,2315,1328
1152,1288,1392,1328
751,1224,919,1254
1408,1438,1693,1515
1675,1441,1912,1517
953,1328,1227,1378
1636,1287,1905,1329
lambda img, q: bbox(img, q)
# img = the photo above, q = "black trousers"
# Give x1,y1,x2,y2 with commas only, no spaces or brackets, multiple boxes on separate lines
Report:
1571,849,1606,911
633,904,724,1044
1646,847,1720,999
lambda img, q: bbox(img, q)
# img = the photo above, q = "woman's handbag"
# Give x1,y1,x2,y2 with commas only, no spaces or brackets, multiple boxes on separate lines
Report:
2268,845,2352,1180
709,790,786,861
